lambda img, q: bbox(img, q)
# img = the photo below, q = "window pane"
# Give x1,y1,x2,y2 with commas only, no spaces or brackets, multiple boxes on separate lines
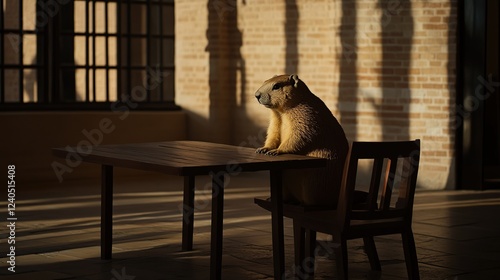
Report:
94,1,105,34
23,34,37,65
95,36,106,66
74,1,86,33
130,70,147,102
22,1,36,31
95,69,107,102
108,2,117,34
150,4,160,36
1,0,175,107
163,39,174,66
74,36,86,66
4,70,19,102
3,0,19,29
129,4,146,35
163,71,174,102
108,69,117,101
4,34,20,64
131,38,146,66
23,69,37,102
75,68,87,102
108,37,117,66
163,4,174,36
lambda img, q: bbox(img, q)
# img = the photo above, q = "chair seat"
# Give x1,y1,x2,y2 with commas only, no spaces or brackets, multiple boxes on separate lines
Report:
254,190,369,216
254,197,334,217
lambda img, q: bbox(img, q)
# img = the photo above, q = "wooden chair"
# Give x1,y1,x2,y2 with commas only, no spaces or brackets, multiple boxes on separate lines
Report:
255,140,421,279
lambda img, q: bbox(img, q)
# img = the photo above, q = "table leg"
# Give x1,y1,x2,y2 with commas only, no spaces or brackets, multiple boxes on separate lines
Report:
182,176,195,251
270,169,285,280
101,165,113,259
210,173,225,280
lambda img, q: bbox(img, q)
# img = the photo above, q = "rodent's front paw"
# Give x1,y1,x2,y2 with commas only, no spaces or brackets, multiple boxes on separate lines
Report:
255,147,269,154
265,149,281,156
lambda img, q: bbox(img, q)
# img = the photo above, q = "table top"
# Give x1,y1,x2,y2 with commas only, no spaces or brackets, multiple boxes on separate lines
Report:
52,141,327,176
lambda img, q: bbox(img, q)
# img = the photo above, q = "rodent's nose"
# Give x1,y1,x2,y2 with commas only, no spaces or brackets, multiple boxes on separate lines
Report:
255,91,261,100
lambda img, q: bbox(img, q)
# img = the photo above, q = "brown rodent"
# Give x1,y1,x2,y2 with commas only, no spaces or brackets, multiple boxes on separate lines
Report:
255,74,349,206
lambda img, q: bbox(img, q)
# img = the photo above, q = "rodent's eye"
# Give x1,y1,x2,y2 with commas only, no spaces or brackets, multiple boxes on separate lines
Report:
272,84,280,90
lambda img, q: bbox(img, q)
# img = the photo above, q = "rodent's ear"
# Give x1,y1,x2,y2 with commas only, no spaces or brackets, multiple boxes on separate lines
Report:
273,75,278,78
289,74,299,88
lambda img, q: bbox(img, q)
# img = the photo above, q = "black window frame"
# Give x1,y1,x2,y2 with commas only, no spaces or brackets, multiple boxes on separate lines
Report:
0,0,179,111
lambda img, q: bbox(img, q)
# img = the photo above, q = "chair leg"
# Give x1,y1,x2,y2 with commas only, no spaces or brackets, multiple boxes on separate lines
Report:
363,236,381,271
402,230,420,280
293,222,317,280
333,238,348,280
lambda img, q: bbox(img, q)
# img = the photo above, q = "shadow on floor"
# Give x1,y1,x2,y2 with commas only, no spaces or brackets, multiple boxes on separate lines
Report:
2,174,500,279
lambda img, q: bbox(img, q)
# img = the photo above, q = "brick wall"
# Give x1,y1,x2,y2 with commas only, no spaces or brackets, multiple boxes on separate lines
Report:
176,0,457,190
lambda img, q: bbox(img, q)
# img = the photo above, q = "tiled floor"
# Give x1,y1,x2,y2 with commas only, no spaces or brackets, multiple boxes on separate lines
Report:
2,172,500,280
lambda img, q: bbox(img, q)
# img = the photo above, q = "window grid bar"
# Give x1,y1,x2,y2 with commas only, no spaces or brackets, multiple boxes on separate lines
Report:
0,64,174,72
117,0,122,100
126,0,132,98
146,0,151,102
60,31,175,39
0,0,4,102
104,0,110,102
0,101,180,111
92,0,97,102
2,29,37,34
35,2,45,103
18,0,23,102
58,65,175,70
73,0,172,3
47,0,54,103
159,0,164,102
2,64,45,69
85,0,90,102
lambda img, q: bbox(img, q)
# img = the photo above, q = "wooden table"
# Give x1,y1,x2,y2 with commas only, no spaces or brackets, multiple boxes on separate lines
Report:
52,141,326,280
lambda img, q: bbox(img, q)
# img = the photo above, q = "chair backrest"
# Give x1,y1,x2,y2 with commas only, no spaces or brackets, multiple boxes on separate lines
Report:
337,140,421,229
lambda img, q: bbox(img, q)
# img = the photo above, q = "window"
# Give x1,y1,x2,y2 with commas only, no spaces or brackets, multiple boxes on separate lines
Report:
0,0,177,110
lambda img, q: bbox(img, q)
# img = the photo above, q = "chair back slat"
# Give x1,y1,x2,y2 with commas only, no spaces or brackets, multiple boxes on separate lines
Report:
340,140,420,228
380,157,398,210
396,153,420,211
367,158,384,210
337,145,359,228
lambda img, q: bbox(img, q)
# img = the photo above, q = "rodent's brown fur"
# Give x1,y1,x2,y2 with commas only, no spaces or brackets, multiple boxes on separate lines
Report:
255,74,349,206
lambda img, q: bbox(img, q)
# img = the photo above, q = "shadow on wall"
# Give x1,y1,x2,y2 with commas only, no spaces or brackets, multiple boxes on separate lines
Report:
378,0,413,142
337,0,359,140
285,0,299,74
336,1,417,186
337,0,414,142
204,0,263,146
200,1,302,147
445,0,458,189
